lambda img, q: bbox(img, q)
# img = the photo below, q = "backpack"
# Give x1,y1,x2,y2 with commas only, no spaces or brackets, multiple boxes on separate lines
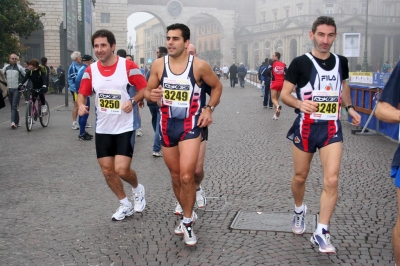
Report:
258,65,267,81
39,64,48,76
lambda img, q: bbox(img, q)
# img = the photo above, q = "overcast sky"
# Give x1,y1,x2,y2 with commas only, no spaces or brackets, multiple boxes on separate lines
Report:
127,12,154,52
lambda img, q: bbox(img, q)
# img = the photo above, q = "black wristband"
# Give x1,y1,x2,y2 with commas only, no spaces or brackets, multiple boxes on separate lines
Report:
345,105,354,112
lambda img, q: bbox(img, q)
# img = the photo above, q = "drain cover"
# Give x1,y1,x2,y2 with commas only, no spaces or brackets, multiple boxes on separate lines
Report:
230,211,317,233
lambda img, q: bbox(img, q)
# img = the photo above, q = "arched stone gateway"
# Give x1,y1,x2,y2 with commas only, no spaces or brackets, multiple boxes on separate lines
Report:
25,0,255,67
127,4,236,65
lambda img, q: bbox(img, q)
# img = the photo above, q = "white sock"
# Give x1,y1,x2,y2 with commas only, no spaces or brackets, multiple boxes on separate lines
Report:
294,204,305,213
315,223,328,235
119,197,131,207
132,184,141,194
182,216,192,224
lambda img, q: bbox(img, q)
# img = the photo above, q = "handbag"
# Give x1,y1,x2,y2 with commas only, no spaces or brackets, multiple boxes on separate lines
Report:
0,90,5,109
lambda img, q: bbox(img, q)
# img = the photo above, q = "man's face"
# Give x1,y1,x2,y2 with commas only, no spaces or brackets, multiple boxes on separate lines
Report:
309,24,337,54
187,45,196,57
166,29,188,58
93,37,115,63
75,54,82,63
9,54,18,65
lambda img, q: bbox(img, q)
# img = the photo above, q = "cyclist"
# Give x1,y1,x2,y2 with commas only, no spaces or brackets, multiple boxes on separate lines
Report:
19,59,48,114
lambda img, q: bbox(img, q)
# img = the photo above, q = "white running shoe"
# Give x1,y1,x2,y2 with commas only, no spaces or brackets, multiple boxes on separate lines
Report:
111,203,134,221
174,211,198,236
174,201,183,215
136,128,143,137
195,187,206,208
85,123,92,128
310,229,336,254
41,105,47,114
292,205,307,235
272,114,278,120
152,151,163,157
182,221,197,246
132,184,146,212
72,121,79,130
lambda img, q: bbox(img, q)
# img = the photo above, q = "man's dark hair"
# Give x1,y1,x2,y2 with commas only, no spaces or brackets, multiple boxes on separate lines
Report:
126,54,134,61
41,57,47,65
91,29,116,48
274,52,281,60
166,23,190,42
157,46,168,59
117,49,127,58
158,46,168,54
264,58,269,63
311,16,337,34
268,58,273,65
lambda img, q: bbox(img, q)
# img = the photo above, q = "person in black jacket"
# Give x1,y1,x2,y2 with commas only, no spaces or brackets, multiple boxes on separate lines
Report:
19,59,48,114
229,62,238,87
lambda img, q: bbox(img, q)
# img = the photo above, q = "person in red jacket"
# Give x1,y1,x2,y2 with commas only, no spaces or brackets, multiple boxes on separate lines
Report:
268,52,287,120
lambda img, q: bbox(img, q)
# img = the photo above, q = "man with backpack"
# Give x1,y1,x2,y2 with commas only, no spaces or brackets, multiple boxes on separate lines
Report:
1,53,26,129
258,59,268,97
262,58,274,108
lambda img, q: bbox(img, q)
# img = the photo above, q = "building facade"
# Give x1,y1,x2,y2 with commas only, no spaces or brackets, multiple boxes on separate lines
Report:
135,17,165,67
23,0,400,72
237,0,400,71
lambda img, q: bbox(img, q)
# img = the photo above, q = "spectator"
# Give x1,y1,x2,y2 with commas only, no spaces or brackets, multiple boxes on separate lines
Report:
67,51,82,130
229,62,238,87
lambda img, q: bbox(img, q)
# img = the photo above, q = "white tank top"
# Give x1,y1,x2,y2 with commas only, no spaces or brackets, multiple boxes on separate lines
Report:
92,58,133,134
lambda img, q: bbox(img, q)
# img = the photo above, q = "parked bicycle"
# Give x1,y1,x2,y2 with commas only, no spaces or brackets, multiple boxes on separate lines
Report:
24,88,50,132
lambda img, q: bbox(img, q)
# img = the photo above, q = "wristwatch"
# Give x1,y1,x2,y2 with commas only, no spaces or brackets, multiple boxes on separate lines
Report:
345,105,354,112
204,105,215,112
130,98,136,106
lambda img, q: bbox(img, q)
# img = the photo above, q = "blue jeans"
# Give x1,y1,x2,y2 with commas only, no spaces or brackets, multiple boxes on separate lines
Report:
263,81,273,107
148,105,161,152
8,88,20,124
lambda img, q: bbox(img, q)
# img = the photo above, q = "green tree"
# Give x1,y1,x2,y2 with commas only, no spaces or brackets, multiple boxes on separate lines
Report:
0,0,44,62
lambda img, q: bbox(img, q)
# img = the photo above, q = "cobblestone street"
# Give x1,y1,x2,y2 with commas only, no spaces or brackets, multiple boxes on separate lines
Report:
0,79,397,265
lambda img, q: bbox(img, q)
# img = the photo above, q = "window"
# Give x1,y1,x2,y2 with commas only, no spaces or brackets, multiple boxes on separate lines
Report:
384,4,391,16
325,4,334,14
101,13,110,23
265,41,271,58
297,5,302,15
273,10,277,20
261,12,266,22
285,9,289,18
361,3,367,15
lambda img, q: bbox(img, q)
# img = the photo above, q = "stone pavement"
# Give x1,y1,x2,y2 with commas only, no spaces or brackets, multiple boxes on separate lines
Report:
0,80,397,266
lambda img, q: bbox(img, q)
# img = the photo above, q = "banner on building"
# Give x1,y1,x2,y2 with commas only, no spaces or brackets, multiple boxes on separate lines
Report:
349,72,373,84
343,33,361,58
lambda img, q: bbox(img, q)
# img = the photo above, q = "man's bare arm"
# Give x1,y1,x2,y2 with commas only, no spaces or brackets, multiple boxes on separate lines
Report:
199,60,222,107
376,102,400,123
77,94,89,116
281,80,300,109
144,59,163,102
341,81,353,107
